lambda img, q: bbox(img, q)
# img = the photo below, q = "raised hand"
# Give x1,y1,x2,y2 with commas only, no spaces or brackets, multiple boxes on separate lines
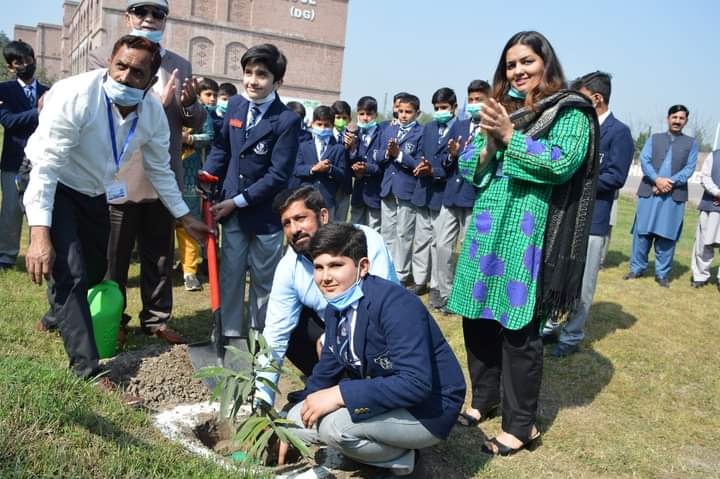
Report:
387,138,400,159
181,77,200,107
479,98,514,146
448,135,463,158
161,68,179,108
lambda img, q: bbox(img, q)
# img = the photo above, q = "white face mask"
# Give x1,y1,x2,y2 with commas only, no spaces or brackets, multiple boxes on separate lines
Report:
103,75,147,106
130,29,163,44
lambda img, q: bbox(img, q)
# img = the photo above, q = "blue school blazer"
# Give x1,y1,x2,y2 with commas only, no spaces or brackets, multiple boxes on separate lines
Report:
303,275,466,440
411,120,452,211
377,122,424,202
350,126,384,210
0,80,50,171
441,118,478,209
203,95,300,234
293,137,348,208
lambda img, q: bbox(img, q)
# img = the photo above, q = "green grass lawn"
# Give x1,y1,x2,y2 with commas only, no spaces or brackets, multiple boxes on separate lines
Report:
1,195,719,478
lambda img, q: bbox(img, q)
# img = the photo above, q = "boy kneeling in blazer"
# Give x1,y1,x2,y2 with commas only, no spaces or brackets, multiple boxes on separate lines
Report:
283,223,466,476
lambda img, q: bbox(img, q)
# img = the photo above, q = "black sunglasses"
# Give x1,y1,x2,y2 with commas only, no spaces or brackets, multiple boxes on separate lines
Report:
129,6,168,20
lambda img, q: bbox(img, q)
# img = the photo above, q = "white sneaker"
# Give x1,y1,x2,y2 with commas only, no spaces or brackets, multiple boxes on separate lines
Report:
184,274,202,291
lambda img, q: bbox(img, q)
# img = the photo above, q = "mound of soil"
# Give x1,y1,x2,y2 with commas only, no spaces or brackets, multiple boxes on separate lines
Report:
103,344,210,410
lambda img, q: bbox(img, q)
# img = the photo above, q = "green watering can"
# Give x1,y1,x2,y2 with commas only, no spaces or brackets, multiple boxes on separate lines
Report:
87,280,124,359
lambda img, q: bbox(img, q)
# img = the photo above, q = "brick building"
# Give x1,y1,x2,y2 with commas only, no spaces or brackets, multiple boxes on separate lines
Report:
15,0,348,108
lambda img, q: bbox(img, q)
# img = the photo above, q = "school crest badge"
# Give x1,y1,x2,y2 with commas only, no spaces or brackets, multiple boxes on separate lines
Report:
254,141,269,155
404,143,415,154
373,355,393,370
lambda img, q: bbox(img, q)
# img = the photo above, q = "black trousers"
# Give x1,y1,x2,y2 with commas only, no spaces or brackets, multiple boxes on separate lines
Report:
285,307,324,377
47,183,109,379
463,315,543,443
106,200,175,332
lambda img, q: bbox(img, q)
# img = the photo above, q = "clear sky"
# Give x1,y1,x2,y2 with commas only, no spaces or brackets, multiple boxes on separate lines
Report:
3,0,718,141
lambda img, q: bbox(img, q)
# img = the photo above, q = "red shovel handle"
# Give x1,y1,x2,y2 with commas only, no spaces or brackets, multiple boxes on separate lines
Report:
202,192,221,312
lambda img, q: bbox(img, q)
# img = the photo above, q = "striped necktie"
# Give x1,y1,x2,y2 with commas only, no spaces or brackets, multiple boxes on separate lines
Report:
246,105,261,137
24,85,35,108
319,139,328,158
398,126,410,141
336,310,353,366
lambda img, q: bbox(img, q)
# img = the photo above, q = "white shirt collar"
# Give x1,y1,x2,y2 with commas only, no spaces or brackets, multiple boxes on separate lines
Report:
598,110,610,126
242,90,277,109
17,77,36,89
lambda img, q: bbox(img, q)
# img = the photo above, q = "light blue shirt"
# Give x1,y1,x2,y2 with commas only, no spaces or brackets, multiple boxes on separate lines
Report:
257,224,399,405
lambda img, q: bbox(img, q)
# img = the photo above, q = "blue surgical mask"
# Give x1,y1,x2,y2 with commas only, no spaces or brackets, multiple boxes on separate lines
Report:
433,111,453,124
216,99,228,114
102,75,146,107
357,119,377,130
466,103,483,114
131,29,163,44
399,120,416,129
326,277,365,311
203,104,217,112
312,127,333,139
508,87,527,100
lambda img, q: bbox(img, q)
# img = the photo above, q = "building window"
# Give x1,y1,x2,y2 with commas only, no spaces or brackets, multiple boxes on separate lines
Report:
192,0,214,19
228,0,251,25
190,37,214,72
224,42,247,75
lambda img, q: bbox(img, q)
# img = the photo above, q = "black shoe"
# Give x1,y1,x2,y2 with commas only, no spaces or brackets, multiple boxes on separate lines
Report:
655,277,670,288
691,280,708,288
550,342,579,358
408,283,428,296
428,288,441,308
623,271,643,280
541,333,559,345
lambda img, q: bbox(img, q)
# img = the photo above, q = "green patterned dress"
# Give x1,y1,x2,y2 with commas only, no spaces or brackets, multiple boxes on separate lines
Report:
448,107,590,330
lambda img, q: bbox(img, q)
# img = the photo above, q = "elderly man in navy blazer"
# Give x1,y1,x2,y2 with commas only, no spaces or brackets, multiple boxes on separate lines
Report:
202,44,300,342
544,72,634,357
284,223,465,476
0,40,49,269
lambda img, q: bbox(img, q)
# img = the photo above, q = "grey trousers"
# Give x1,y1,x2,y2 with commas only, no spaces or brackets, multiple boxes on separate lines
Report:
381,195,415,283
548,234,607,346
350,204,381,233
333,190,351,223
287,401,440,473
220,214,283,337
412,206,439,288
0,171,23,266
691,220,718,282
435,205,472,302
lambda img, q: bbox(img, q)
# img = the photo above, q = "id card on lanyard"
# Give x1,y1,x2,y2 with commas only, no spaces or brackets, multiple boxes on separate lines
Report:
104,93,139,203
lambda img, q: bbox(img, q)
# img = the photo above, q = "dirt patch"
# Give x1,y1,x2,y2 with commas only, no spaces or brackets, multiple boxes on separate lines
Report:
102,344,210,410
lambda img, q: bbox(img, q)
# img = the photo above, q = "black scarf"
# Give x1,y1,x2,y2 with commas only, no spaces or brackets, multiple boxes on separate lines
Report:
509,90,600,321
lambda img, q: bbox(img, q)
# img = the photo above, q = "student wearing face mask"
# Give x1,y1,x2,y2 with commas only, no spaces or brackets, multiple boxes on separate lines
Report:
433,80,490,314
87,0,207,346
279,223,465,476
23,35,209,404
0,40,49,271
216,82,237,122
330,100,354,222
292,106,348,219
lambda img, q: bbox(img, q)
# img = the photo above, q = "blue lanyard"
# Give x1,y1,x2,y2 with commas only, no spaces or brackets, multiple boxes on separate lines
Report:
104,93,139,173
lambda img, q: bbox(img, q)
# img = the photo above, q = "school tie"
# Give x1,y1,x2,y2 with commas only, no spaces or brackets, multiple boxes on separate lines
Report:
319,138,328,158
24,85,35,108
335,310,352,366
246,105,261,138
438,125,447,143
398,126,409,141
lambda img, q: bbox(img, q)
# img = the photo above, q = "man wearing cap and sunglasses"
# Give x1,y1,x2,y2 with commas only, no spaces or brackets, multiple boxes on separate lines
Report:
83,0,207,346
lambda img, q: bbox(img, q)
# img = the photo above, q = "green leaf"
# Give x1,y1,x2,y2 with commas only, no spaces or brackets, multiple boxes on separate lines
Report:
194,366,235,379
256,376,281,394
234,416,264,445
248,428,274,460
220,378,237,419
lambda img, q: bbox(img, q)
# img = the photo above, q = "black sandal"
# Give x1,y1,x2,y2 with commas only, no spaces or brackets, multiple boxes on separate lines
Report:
481,431,542,456
456,405,499,427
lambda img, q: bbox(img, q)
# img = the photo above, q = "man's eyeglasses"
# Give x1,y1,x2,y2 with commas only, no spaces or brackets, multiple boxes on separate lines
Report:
129,6,168,21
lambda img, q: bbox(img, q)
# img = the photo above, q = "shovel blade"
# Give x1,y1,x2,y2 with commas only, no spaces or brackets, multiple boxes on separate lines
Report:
188,338,252,391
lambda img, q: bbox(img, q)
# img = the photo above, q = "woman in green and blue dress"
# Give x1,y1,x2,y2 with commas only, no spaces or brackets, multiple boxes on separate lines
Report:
448,31,599,455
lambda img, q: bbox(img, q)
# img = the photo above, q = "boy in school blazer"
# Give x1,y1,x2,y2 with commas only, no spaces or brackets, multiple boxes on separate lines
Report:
292,106,347,218
202,44,300,342
377,93,424,285
0,40,49,269
410,88,457,298
285,223,465,476
349,96,384,232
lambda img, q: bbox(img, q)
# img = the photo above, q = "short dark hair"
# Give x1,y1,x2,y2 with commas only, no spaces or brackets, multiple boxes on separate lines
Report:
272,186,327,217
571,71,612,104
467,80,491,95
309,223,368,265
3,40,35,65
198,77,219,93
241,43,287,82
286,101,306,119
668,104,689,117
356,96,377,113
393,91,410,103
331,100,351,116
218,82,237,97
397,93,420,112
432,87,457,106
313,105,334,123
111,35,162,76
